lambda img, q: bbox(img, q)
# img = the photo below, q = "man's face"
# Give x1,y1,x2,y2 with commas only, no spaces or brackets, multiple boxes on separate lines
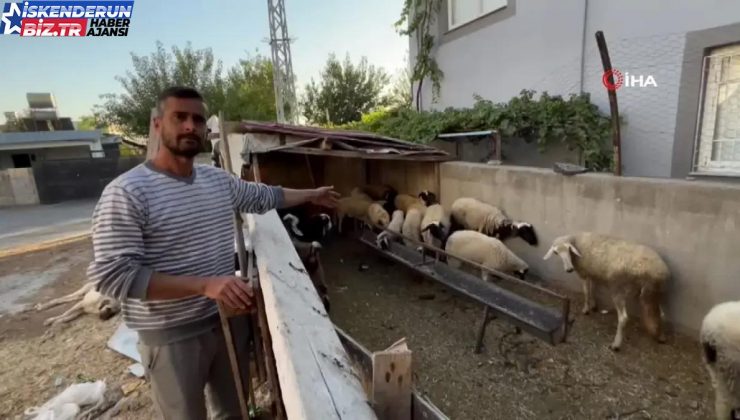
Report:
155,97,207,158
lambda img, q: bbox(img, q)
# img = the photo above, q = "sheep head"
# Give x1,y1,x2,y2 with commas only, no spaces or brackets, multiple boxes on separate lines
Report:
543,235,581,273
97,297,121,321
418,190,438,206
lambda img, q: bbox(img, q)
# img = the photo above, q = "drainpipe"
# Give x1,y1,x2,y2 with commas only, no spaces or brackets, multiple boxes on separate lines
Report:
579,0,589,93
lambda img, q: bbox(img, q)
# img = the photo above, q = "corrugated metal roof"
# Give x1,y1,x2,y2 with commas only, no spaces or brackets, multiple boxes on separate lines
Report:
0,130,102,146
235,121,450,161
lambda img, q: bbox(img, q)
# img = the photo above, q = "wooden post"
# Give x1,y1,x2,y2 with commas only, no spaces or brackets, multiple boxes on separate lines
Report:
474,306,494,354
371,338,412,420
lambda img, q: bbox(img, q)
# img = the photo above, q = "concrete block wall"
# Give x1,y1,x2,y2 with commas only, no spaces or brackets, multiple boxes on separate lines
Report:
439,161,740,334
0,168,39,206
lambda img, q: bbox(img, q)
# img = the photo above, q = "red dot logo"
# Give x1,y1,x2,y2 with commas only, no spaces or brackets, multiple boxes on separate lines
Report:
602,69,624,91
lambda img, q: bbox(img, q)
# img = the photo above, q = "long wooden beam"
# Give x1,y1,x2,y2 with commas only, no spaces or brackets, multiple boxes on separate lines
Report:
245,211,377,420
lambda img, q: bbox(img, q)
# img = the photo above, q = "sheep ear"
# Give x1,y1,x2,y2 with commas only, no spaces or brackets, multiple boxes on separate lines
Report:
543,247,555,260
568,243,582,257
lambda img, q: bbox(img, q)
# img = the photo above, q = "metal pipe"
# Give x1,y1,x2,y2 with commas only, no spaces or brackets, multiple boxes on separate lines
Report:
595,30,623,176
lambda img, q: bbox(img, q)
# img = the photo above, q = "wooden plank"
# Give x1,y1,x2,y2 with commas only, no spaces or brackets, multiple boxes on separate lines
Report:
245,211,377,420
372,339,412,420
334,326,449,420
270,148,452,162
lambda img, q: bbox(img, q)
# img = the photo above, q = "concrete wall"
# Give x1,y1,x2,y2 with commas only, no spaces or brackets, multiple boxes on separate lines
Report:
414,0,740,178
439,161,740,334
0,168,39,206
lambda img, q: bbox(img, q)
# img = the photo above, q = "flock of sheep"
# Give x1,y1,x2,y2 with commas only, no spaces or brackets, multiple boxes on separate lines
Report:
278,183,739,420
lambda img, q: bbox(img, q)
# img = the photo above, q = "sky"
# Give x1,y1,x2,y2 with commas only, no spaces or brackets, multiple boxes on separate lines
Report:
0,0,409,123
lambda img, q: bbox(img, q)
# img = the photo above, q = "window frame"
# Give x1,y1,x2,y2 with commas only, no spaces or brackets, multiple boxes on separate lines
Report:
692,43,740,176
447,0,507,31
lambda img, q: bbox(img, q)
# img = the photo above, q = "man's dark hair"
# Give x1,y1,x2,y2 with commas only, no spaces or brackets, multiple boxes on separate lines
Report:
156,86,204,115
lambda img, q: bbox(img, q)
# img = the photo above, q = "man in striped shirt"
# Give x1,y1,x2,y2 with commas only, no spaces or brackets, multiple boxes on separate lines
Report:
87,86,339,420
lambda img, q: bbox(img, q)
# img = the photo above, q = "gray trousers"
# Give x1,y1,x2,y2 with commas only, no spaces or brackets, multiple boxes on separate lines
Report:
137,319,250,420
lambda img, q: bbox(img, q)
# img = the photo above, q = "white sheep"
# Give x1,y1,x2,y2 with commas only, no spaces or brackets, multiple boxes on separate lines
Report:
420,204,450,249
700,301,740,420
543,232,669,351
376,209,405,250
401,207,425,247
450,197,538,246
444,230,529,281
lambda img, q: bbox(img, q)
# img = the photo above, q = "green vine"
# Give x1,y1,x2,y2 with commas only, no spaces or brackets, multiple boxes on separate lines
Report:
343,90,615,172
396,0,444,110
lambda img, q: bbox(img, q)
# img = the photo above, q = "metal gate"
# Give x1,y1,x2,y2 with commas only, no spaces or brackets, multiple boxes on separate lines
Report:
32,157,144,204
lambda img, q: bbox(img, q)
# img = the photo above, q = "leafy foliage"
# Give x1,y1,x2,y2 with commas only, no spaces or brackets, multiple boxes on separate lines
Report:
97,42,276,137
396,0,444,110
77,112,109,131
223,53,277,121
301,54,390,125
343,90,614,171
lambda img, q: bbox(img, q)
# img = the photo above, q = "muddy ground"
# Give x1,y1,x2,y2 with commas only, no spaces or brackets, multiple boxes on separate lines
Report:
0,236,715,420
324,236,714,420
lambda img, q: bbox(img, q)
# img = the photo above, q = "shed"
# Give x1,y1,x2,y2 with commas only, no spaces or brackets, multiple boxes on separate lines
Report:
222,121,452,197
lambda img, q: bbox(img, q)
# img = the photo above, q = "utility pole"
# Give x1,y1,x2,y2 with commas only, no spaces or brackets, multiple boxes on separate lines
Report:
267,0,298,124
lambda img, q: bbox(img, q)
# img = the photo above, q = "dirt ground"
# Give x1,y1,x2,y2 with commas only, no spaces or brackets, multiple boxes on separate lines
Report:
324,236,714,420
0,240,156,419
0,236,715,420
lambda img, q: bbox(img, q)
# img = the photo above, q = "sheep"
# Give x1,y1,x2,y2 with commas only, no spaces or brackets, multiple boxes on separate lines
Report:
277,204,333,244
360,184,397,201
444,230,529,281
401,207,425,247
420,204,450,249
367,201,391,229
350,187,373,201
292,239,331,313
336,196,371,233
418,190,438,206
450,197,538,246
543,232,669,351
700,301,740,420
376,209,405,250
394,193,426,213
34,281,120,327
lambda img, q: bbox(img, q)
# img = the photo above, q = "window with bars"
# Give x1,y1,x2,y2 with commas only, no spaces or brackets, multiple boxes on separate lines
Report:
448,0,507,30
693,43,740,175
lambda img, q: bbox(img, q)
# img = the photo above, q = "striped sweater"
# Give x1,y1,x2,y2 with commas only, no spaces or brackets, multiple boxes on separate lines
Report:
87,161,284,345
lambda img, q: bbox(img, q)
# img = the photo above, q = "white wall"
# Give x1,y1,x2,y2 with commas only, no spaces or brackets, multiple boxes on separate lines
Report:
414,0,740,177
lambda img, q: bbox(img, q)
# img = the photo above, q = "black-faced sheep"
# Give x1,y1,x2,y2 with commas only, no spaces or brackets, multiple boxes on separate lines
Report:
444,230,529,281
418,190,438,206
377,209,405,250
700,301,740,420
543,232,669,351
292,239,330,313
277,204,333,244
450,197,538,246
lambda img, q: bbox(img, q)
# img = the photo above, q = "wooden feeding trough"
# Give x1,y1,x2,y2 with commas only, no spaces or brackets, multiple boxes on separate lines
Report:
357,227,571,353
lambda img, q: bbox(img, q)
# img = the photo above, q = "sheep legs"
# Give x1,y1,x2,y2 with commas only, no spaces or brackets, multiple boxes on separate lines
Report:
35,282,96,311
43,301,86,326
609,294,629,351
580,278,597,315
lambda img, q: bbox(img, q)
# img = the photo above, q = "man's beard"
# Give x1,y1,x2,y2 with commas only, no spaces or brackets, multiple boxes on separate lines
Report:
164,134,203,158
